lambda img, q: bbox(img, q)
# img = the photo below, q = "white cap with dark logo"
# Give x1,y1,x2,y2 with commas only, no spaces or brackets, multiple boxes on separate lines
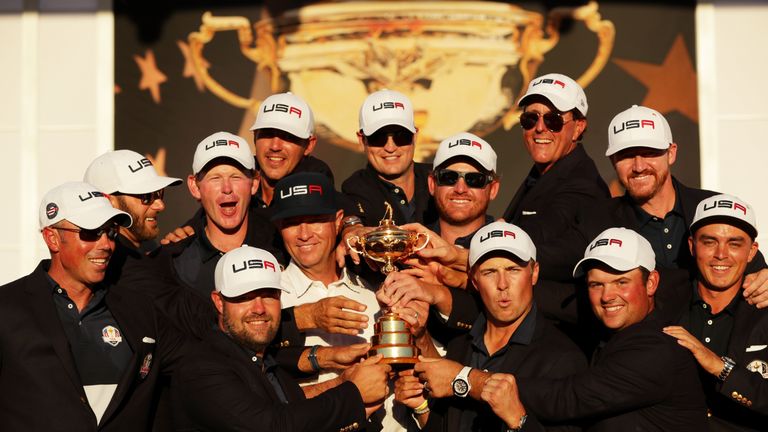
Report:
84,149,182,194
432,132,497,172
39,181,132,230
359,89,416,136
573,227,655,278
690,194,758,239
249,92,315,139
215,246,285,298
517,73,588,116
192,131,255,175
469,221,536,268
606,105,673,157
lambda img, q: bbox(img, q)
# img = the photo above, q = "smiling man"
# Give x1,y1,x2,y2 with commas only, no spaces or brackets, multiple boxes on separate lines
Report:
342,89,438,231
0,182,188,430
486,227,707,431
664,194,768,430
84,149,181,283
502,73,609,282
171,245,391,431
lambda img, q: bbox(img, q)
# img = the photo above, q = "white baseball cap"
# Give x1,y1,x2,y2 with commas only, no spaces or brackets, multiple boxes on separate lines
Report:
358,89,416,136
192,131,255,175
84,150,182,195
215,246,284,298
39,181,132,230
573,227,656,278
606,105,673,157
690,194,758,239
517,73,588,116
432,132,497,172
469,221,537,268
249,92,315,139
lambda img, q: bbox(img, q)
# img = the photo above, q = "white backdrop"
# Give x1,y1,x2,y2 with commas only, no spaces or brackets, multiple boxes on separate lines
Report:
0,0,766,284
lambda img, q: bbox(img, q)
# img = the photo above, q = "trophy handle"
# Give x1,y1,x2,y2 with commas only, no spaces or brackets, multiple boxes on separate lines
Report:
187,12,282,113
502,1,615,129
412,233,430,253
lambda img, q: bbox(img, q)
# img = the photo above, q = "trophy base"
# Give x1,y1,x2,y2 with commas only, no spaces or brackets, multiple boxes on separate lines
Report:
369,345,419,370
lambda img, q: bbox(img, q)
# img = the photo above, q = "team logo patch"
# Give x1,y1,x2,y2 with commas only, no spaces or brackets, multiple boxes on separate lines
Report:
746,360,768,379
102,325,123,347
46,203,59,219
139,353,153,379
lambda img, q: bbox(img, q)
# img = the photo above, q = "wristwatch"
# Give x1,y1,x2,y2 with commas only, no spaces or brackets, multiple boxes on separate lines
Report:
452,366,472,397
506,414,528,432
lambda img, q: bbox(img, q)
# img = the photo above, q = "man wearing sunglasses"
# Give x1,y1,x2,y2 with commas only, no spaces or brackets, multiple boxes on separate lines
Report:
0,181,188,430
84,149,182,283
503,73,609,283
341,89,438,259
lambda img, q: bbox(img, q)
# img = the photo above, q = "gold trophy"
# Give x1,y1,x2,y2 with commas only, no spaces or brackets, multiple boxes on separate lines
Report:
347,203,429,367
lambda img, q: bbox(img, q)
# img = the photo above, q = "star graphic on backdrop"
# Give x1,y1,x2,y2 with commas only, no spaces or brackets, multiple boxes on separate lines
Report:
177,40,209,92
145,147,168,177
134,50,167,104
613,34,698,122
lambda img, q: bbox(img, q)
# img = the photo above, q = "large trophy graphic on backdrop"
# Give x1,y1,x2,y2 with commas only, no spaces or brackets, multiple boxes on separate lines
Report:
188,1,614,160
347,203,429,367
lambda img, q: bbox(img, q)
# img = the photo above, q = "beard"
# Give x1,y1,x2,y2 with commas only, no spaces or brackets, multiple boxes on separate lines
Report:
624,169,668,204
222,310,278,354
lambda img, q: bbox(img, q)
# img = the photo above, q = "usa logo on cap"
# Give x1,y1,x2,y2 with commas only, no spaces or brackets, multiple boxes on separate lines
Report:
46,203,59,220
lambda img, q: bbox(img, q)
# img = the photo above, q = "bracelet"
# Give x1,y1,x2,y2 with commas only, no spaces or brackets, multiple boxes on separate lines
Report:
308,345,321,373
413,399,430,415
718,356,735,381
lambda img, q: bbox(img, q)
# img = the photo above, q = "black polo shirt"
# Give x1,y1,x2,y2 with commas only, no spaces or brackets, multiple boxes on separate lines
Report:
47,275,132,420
459,305,537,431
632,182,687,269
341,162,438,227
173,228,222,299
679,283,739,357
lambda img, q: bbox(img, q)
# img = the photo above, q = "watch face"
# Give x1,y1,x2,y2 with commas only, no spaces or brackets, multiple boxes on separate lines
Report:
453,379,469,395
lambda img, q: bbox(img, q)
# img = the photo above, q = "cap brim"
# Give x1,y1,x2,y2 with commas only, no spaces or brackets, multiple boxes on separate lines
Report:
68,208,132,230
518,93,576,114
605,141,670,157
220,284,286,298
271,205,338,222
470,247,533,269
690,215,758,239
250,119,311,139
114,176,182,195
361,119,416,136
572,256,640,278
433,154,494,172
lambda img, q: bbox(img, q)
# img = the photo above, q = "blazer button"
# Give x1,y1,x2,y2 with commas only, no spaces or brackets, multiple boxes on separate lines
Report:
747,400,753,407
731,391,739,399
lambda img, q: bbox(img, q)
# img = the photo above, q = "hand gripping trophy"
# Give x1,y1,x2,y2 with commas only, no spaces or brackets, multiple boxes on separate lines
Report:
347,203,429,368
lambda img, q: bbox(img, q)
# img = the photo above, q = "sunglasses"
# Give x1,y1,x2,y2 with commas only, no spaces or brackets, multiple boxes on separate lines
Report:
138,189,164,205
434,169,493,189
364,129,414,147
519,111,572,132
54,223,120,242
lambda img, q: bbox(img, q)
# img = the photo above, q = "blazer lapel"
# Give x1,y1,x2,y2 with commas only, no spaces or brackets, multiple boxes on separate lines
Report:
98,289,143,426
24,264,86,399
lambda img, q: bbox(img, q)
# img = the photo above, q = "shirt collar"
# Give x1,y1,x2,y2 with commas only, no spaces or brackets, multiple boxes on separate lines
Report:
196,226,224,263
631,179,684,226
282,261,364,299
690,281,741,316
469,302,538,352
